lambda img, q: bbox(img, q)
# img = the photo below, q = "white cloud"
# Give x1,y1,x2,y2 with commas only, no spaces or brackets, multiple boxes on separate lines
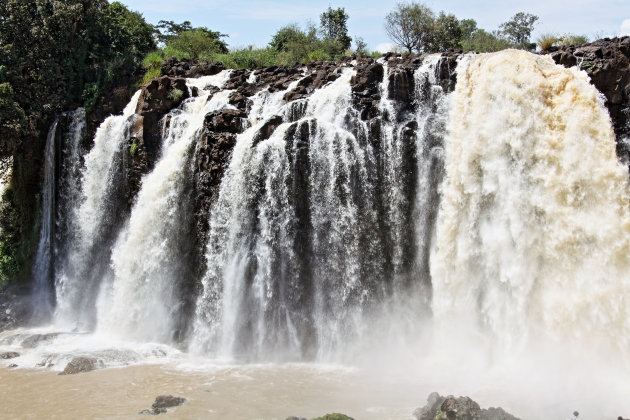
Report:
375,42,399,53
620,19,630,36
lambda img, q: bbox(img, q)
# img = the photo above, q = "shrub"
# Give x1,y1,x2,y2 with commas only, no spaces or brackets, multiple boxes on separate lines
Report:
461,29,511,52
536,33,559,51
558,34,589,46
167,88,184,101
129,140,138,156
141,67,161,85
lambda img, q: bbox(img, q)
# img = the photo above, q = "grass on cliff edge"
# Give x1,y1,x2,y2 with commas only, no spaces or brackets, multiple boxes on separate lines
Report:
140,46,382,84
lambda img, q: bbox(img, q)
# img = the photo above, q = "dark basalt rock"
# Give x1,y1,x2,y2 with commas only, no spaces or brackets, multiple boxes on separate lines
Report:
253,115,284,145
122,75,190,201
192,108,247,267
311,414,354,420
0,351,20,359
162,58,224,78
21,332,61,348
59,356,102,375
414,392,520,420
140,395,186,415
204,109,246,134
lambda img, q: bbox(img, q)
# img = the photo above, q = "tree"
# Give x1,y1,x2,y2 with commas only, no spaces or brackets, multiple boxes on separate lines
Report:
166,29,227,60
269,24,308,52
384,2,435,53
354,37,369,56
0,0,156,286
499,12,539,47
155,20,193,45
431,12,462,51
458,18,478,42
319,7,352,50
155,20,228,53
460,29,511,52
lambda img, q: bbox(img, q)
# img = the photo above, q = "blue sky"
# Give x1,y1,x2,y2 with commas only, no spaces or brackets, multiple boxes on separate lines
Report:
121,0,630,51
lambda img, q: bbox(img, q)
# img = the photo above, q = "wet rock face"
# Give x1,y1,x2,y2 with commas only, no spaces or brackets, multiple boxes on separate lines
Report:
0,284,31,331
414,392,520,420
162,58,225,78
122,75,190,202
0,351,20,359
549,36,630,162
59,356,102,375
192,108,247,256
140,395,186,415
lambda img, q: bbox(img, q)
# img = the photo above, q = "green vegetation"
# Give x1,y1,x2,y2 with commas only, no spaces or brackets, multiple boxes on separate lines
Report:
140,7,374,79
129,141,139,157
167,88,184,102
537,34,560,51
0,0,155,286
559,34,589,46
384,2,540,53
460,29,512,52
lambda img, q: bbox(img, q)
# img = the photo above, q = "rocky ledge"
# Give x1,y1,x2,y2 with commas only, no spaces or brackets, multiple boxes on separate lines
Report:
414,392,520,420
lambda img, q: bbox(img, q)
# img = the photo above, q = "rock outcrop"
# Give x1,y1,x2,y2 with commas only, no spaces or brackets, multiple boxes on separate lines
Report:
0,351,20,359
414,392,520,420
59,356,102,375
140,395,186,415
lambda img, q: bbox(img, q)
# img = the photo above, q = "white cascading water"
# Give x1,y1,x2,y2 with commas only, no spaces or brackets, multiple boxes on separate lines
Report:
190,79,308,359
432,50,630,351
191,63,449,361
98,72,232,343
31,118,58,321
55,91,141,329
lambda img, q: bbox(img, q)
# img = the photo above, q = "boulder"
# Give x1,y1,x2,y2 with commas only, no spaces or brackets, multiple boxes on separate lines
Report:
413,393,520,420
311,415,354,420
140,395,186,415
0,351,20,359
59,357,102,375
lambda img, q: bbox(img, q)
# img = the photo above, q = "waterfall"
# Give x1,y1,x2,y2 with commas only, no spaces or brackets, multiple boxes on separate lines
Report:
97,72,232,342
31,118,58,321
17,48,629,397
55,91,141,329
431,50,630,351
55,108,86,271
191,81,310,359
190,59,451,361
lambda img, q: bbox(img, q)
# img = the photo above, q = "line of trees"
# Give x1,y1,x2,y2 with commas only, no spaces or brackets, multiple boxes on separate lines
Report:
143,7,371,72
385,2,541,53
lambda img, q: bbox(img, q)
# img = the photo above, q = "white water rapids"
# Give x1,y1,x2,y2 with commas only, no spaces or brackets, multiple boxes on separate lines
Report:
4,50,630,419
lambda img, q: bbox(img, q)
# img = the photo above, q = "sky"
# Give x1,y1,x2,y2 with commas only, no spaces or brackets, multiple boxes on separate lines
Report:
121,0,630,52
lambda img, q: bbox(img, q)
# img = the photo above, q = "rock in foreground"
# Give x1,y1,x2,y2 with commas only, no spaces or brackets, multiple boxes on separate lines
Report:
59,357,102,375
414,392,520,420
0,351,20,359
140,395,186,415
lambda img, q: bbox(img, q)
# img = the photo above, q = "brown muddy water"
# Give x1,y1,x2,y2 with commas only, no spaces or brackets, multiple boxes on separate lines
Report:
0,362,425,420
